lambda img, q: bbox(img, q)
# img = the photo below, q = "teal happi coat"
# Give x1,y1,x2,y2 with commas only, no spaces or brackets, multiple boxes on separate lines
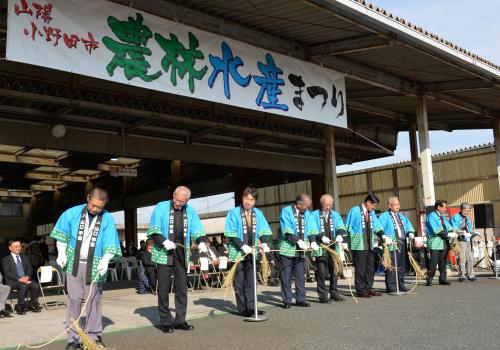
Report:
279,205,311,257
223,206,273,261
146,200,205,266
345,205,384,251
450,213,473,242
307,209,346,257
378,211,415,251
426,211,453,250
50,204,121,283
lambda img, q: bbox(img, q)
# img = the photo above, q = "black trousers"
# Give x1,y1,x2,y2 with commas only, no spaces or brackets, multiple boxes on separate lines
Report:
157,249,187,327
427,249,448,283
385,243,407,291
280,255,305,304
233,256,255,313
352,250,375,294
144,266,158,291
315,254,338,300
6,280,40,306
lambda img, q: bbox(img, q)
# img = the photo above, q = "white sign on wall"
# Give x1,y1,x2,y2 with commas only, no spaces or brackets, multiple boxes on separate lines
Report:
7,0,347,127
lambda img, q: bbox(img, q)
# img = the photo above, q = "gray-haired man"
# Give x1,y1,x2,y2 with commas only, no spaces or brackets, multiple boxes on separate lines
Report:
450,203,476,282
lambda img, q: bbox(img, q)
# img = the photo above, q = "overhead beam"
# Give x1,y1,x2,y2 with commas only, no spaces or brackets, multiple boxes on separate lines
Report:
427,92,496,119
0,153,59,166
30,184,63,192
348,100,409,121
190,127,217,139
308,35,391,57
24,171,94,183
420,79,497,93
0,190,33,198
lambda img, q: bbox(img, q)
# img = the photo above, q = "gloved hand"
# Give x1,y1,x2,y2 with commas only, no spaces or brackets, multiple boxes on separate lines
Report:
162,239,176,250
56,241,67,268
408,232,415,240
310,242,319,251
97,254,113,276
241,244,253,254
198,242,208,253
447,232,457,239
463,232,472,238
56,251,67,268
382,235,393,245
261,243,270,253
297,240,307,250
321,236,331,245
335,235,344,243
342,243,349,250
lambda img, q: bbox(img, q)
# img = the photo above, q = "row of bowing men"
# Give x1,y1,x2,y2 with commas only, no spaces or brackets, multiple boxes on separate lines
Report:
51,185,473,349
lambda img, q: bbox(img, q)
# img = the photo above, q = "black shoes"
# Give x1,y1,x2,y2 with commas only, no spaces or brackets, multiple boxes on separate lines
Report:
468,277,477,282
439,280,451,285
0,308,13,318
357,291,371,298
368,289,382,297
247,310,265,316
14,304,26,315
282,303,291,309
161,326,174,333
319,299,331,304
65,342,81,350
295,301,311,307
174,322,194,331
330,292,345,302
96,336,105,346
28,302,41,313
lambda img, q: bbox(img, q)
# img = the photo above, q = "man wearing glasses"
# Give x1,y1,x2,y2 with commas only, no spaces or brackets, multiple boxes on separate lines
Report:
147,186,207,334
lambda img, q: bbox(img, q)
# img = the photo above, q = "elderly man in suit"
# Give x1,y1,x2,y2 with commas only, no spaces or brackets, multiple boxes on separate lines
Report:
1,239,41,315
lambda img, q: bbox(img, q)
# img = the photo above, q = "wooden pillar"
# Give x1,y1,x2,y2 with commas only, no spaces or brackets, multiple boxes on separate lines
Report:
325,127,340,210
232,167,245,206
29,196,38,236
123,176,137,246
310,174,325,210
52,189,61,223
493,119,500,191
170,160,182,188
416,96,435,207
392,168,399,197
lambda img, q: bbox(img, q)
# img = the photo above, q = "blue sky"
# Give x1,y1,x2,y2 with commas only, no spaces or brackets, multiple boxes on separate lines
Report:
113,1,499,223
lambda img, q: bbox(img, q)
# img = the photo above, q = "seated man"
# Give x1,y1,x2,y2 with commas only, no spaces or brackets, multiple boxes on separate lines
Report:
141,239,158,292
203,238,220,268
1,239,41,314
0,270,13,317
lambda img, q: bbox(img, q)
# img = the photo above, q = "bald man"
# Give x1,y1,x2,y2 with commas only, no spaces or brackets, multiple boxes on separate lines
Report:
147,186,207,333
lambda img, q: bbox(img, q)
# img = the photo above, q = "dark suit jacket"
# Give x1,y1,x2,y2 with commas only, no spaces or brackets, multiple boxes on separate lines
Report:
1,253,32,284
208,246,220,259
141,250,156,268
217,244,229,257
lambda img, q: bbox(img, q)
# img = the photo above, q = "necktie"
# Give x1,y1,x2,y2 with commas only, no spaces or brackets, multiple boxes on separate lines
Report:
246,210,252,245
395,214,404,239
16,255,25,277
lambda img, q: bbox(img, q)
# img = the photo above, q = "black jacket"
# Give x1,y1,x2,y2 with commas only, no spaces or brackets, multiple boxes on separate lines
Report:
2,253,33,284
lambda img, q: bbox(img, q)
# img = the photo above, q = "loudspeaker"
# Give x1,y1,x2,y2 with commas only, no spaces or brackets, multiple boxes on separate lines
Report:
474,203,494,229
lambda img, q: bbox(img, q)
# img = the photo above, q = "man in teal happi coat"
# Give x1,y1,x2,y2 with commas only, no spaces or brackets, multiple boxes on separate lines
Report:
307,194,346,303
147,186,206,333
51,188,121,349
450,202,476,282
378,196,415,293
279,194,312,309
425,199,456,286
224,187,272,317
345,193,388,298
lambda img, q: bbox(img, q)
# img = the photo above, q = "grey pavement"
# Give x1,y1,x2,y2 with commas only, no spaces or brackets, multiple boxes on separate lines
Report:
2,270,500,350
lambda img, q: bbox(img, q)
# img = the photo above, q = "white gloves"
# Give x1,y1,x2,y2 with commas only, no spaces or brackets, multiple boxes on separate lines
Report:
447,232,457,239
310,242,319,251
297,240,307,250
382,235,393,245
198,242,208,253
241,244,253,254
162,239,176,250
463,232,472,238
342,243,349,250
408,233,415,240
56,241,67,268
261,243,270,253
97,253,114,276
321,236,331,245
335,235,344,243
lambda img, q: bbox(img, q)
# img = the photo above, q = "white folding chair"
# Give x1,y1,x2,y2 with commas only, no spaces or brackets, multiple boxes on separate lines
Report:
118,258,132,280
107,262,119,282
127,256,140,278
37,266,66,310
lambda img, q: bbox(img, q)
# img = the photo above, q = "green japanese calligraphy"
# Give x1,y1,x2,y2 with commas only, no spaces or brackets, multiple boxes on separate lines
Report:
155,32,208,93
102,13,161,82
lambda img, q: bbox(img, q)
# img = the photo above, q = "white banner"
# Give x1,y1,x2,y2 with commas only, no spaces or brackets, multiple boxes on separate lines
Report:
7,0,347,127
